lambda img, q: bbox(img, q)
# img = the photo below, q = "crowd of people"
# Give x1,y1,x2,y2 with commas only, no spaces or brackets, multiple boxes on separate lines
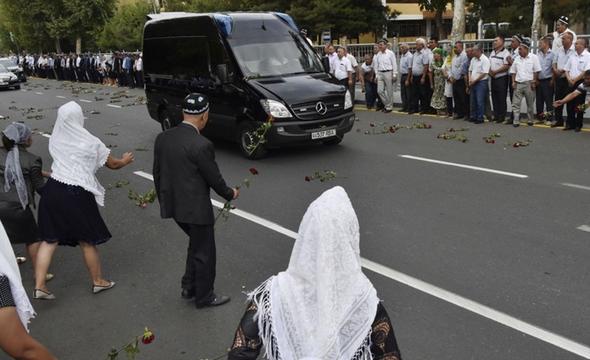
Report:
324,16,590,132
12,51,144,88
0,91,404,358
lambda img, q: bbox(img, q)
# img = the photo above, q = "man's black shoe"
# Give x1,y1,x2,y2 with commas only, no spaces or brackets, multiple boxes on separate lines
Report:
562,126,573,131
181,288,195,300
574,127,582,132
196,293,231,308
551,122,564,128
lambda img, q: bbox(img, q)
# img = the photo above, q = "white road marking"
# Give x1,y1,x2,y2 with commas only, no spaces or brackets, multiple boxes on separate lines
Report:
133,170,590,358
577,225,590,233
107,104,122,108
35,92,44,95
561,183,590,191
56,95,67,99
400,155,529,179
80,99,92,103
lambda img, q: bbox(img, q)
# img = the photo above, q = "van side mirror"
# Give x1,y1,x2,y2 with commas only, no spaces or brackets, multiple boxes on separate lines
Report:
215,64,230,83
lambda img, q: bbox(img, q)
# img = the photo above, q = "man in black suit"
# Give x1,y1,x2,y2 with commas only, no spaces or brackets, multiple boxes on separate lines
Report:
153,93,239,308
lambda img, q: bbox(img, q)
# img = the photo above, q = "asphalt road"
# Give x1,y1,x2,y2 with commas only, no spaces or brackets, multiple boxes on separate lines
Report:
0,78,589,360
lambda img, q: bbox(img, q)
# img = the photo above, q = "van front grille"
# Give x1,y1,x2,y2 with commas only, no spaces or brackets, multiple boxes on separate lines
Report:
290,97,345,120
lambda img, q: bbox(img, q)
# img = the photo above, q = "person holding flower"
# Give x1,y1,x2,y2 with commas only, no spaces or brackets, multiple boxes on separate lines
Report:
553,70,590,132
153,93,239,309
33,101,135,300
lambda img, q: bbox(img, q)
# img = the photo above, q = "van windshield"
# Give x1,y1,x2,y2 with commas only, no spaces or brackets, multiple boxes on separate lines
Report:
228,32,323,78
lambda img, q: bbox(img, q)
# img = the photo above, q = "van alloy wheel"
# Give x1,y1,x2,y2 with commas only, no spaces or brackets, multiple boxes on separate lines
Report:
160,110,172,131
238,122,268,159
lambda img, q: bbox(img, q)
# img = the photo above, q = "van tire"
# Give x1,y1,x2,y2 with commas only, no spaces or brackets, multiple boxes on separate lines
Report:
323,136,343,146
159,108,172,131
238,122,268,159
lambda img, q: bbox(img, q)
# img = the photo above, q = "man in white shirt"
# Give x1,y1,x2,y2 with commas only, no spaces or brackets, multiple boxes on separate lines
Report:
489,36,512,123
552,16,577,52
510,38,541,127
553,70,590,132
332,47,353,88
467,44,490,123
343,47,359,103
399,43,413,112
134,54,143,88
535,36,555,124
410,38,430,114
552,32,575,127
373,38,398,112
564,38,590,130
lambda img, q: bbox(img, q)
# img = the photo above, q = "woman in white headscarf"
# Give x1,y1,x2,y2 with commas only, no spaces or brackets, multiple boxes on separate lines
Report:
228,186,402,360
0,122,51,279
33,101,134,300
0,220,56,359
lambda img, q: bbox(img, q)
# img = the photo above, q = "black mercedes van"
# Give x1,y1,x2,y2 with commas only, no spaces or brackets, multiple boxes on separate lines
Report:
142,12,355,158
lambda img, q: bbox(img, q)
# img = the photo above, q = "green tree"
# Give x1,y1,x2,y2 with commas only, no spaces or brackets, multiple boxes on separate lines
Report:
98,1,152,51
62,0,116,53
289,0,388,41
418,0,451,39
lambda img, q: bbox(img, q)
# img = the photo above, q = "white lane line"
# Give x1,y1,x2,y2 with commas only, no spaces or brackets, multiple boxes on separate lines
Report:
577,225,590,233
133,170,590,358
400,155,529,179
80,99,92,103
107,104,121,108
56,95,67,99
35,92,44,95
561,183,590,191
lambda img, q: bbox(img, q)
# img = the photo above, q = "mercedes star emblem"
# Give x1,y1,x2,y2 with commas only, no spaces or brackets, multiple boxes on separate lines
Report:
315,101,327,115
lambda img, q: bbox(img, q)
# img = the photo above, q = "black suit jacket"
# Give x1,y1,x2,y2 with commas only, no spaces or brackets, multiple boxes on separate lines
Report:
153,123,234,225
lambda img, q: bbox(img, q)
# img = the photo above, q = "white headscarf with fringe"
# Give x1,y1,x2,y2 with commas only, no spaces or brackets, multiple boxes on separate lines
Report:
49,102,110,206
0,220,35,331
250,186,379,360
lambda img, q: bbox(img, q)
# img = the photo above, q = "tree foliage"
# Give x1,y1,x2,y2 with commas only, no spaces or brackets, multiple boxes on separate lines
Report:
418,0,451,39
0,0,115,53
98,1,152,51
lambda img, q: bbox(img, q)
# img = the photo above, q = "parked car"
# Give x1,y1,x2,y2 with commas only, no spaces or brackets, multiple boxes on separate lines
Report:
0,64,20,90
143,12,355,158
0,58,26,82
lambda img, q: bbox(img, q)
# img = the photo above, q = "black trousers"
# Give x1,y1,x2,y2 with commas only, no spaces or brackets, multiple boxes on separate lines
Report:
491,75,509,122
411,75,429,112
400,74,409,111
452,78,467,118
175,222,216,303
554,77,569,124
536,78,554,116
567,80,585,129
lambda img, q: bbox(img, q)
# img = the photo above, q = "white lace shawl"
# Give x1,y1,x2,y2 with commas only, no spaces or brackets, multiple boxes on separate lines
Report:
250,186,379,360
0,220,35,331
49,102,110,206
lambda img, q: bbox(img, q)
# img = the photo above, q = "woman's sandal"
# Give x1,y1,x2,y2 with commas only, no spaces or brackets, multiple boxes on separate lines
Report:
33,289,56,300
92,281,116,294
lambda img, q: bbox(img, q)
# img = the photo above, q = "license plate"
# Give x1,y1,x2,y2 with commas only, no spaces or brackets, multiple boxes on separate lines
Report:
311,129,336,140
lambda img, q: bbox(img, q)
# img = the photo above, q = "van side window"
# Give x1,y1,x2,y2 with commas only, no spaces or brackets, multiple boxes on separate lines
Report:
144,36,210,79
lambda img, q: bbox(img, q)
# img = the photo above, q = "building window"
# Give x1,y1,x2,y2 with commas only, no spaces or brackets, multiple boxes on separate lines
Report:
388,20,425,37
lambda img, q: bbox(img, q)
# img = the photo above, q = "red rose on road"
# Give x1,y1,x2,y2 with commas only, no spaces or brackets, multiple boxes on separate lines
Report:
305,176,311,182
142,328,155,345
249,168,259,175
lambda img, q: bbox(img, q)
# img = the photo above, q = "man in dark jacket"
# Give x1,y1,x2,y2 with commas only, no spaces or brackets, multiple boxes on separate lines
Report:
153,93,239,308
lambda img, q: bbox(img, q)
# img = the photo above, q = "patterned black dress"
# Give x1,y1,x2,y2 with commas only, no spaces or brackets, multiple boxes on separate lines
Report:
0,276,16,308
228,301,402,360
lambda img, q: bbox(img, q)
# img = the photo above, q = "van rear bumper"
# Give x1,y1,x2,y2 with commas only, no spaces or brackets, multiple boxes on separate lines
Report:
266,111,355,146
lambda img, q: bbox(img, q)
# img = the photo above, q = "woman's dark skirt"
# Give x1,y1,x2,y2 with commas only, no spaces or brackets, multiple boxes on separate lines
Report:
38,178,111,247
0,202,39,244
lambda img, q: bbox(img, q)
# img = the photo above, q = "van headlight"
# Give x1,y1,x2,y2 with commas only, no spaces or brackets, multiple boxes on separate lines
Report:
344,90,352,109
261,99,292,118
